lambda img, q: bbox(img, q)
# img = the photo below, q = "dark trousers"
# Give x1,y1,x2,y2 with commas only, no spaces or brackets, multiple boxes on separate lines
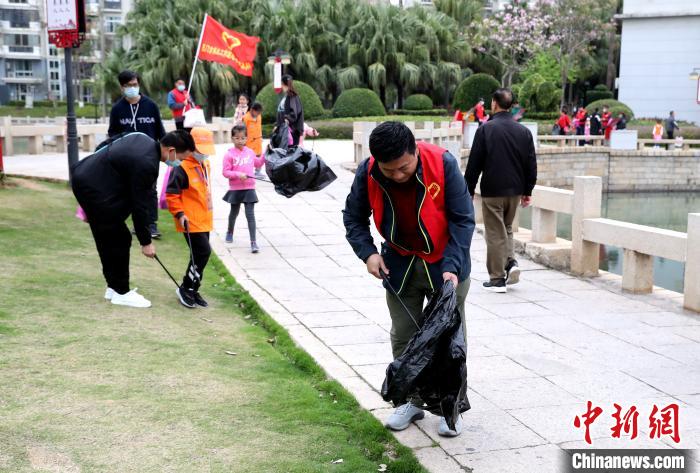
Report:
666,130,675,140
576,125,585,146
482,196,520,281
228,203,257,241
182,232,211,291
175,118,184,130
149,183,158,225
291,129,301,146
89,220,132,295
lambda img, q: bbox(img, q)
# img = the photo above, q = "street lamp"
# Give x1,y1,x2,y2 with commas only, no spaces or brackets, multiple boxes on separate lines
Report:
267,49,291,93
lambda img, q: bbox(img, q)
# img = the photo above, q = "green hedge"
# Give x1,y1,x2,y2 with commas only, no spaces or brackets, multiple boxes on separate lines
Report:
262,123,352,140
586,99,634,119
521,111,560,120
452,73,499,111
332,88,385,118
586,84,614,105
391,108,448,116
403,94,433,111
256,81,325,124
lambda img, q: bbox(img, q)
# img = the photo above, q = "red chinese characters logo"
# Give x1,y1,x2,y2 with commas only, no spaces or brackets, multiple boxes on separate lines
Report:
573,402,680,445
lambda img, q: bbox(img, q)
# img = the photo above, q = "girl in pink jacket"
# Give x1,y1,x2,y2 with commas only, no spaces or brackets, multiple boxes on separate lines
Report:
222,125,265,252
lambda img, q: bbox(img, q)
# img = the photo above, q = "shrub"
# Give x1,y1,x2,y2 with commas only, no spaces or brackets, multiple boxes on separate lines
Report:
586,99,634,119
391,108,449,116
452,73,499,111
256,81,325,124
517,74,560,113
586,85,614,105
403,94,433,111
332,88,385,118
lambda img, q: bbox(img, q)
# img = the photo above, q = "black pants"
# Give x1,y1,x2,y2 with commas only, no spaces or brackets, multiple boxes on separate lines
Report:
182,232,211,291
150,183,158,225
228,203,256,241
291,129,301,146
667,130,674,140
89,220,132,295
576,125,585,146
175,118,184,130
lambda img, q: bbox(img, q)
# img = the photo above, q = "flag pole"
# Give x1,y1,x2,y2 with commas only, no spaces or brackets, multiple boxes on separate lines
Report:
186,13,208,101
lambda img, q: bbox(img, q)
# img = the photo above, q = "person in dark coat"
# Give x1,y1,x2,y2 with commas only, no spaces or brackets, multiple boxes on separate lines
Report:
343,121,475,437
71,130,195,308
465,88,537,293
108,70,167,239
276,74,304,146
590,108,602,136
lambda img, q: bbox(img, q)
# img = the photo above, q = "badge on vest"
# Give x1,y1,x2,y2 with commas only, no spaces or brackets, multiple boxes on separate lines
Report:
428,182,441,200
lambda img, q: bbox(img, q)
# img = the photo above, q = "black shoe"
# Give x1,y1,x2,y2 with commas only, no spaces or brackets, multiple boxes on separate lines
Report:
150,224,161,239
193,291,208,308
483,279,507,293
505,259,520,285
176,287,196,308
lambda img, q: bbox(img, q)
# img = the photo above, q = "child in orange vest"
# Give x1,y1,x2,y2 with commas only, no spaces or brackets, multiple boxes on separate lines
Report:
165,127,215,309
653,119,664,148
242,102,264,176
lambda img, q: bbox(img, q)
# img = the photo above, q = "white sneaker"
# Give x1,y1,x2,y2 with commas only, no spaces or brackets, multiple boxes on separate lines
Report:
111,288,151,308
385,402,425,431
438,415,463,437
104,287,115,300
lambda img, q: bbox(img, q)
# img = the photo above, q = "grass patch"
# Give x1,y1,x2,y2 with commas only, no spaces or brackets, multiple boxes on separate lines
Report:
0,178,425,473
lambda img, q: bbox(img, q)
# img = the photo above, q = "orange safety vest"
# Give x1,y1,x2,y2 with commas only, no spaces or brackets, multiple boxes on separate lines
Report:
366,141,449,264
166,156,213,233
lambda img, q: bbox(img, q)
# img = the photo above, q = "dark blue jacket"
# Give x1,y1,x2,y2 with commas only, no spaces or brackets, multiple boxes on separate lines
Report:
108,94,166,141
343,150,475,294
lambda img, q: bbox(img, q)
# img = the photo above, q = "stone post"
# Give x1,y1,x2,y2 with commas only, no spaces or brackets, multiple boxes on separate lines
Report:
27,135,43,154
622,249,654,294
354,121,376,164
54,117,66,152
532,208,557,243
684,213,700,312
1,116,13,156
571,176,602,277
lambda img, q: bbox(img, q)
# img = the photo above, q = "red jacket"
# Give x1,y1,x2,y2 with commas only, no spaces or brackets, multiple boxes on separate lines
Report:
168,88,192,119
367,142,449,264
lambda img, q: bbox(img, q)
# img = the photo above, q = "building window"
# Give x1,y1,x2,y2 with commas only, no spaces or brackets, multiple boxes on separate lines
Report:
5,33,39,52
49,47,58,57
104,15,121,33
50,71,59,80
5,59,33,77
0,9,39,28
9,0,29,4
49,60,59,69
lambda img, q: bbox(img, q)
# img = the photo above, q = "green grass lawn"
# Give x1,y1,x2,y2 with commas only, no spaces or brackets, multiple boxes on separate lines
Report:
0,178,425,473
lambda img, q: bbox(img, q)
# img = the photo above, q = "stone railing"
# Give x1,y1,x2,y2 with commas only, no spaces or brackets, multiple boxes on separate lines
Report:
0,116,234,156
353,121,463,163
475,175,699,312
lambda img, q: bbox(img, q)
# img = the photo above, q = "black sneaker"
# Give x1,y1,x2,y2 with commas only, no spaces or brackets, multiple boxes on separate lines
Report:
483,279,507,293
150,224,162,239
176,287,196,308
193,292,208,308
505,260,520,285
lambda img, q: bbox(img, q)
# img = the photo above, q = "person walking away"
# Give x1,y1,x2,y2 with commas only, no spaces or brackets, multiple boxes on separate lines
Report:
556,106,572,136
653,119,664,148
277,74,304,146
71,131,190,307
474,98,488,126
167,78,195,130
574,106,587,146
601,105,613,143
165,128,216,309
108,70,166,239
465,88,537,293
590,108,602,136
616,113,627,130
233,93,250,126
665,111,680,139
222,125,265,252
242,102,264,177
343,121,475,437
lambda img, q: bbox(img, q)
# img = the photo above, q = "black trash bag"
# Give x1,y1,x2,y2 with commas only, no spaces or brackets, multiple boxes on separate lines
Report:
269,122,290,151
381,281,470,430
264,146,338,198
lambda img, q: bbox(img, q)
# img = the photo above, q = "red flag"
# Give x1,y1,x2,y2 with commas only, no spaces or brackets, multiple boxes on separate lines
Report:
197,16,260,77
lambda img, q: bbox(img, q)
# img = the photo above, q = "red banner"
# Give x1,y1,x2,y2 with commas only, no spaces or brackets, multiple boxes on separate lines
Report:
198,16,259,77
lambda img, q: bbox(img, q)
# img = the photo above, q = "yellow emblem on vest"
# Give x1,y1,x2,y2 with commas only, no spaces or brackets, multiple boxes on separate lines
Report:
428,182,441,199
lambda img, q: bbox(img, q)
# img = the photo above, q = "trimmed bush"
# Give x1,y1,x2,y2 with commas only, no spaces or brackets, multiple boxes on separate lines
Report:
586,99,634,119
517,74,560,113
391,108,449,116
452,73,499,111
332,88,385,118
403,94,433,111
256,81,325,124
586,85,614,105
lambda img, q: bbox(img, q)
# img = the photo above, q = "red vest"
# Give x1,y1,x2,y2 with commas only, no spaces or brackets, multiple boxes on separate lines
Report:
367,141,449,264
170,88,191,118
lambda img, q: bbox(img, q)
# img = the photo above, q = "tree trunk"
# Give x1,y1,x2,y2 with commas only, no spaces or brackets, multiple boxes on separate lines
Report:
397,81,403,109
606,29,617,92
380,85,386,110
560,66,568,109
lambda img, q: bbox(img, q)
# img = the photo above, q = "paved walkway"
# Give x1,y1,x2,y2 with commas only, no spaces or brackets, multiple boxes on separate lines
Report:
6,141,700,472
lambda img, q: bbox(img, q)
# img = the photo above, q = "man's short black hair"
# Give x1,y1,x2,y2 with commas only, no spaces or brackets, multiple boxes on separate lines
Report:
369,121,416,163
175,77,186,83
251,102,263,112
492,88,513,110
118,70,139,86
231,124,247,136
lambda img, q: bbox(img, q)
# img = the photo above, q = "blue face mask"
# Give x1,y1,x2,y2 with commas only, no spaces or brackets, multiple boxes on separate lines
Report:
165,150,182,167
124,86,139,99
177,85,186,92
193,151,208,162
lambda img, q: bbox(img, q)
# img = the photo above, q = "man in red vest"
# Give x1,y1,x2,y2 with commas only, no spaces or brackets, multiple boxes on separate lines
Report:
343,121,475,437
167,78,195,130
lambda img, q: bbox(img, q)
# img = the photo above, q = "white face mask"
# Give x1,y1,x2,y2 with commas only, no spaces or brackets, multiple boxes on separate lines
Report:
124,86,139,99
193,151,208,162
177,85,186,92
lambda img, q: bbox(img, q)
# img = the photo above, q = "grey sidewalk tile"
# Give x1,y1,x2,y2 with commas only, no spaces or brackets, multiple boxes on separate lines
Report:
508,404,605,444
273,245,327,258
371,408,435,448
332,342,394,366
467,318,532,338
353,363,388,391
465,304,501,320
546,371,668,402
508,348,603,377
603,327,693,349
282,298,352,313
413,446,465,473
454,444,563,473
294,310,370,328
621,366,700,396
472,376,580,410
312,324,389,346
336,376,390,411
470,355,540,382
509,315,603,337
286,325,356,379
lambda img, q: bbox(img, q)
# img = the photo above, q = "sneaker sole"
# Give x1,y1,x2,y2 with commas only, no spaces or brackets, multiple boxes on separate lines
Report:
111,298,151,308
484,285,507,294
506,266,521,285
385,411,425,431
176,288,196,309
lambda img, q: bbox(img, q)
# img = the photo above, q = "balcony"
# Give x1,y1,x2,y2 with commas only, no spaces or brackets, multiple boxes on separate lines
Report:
0,20,41,32
0,45,41,58
0,0,41,9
